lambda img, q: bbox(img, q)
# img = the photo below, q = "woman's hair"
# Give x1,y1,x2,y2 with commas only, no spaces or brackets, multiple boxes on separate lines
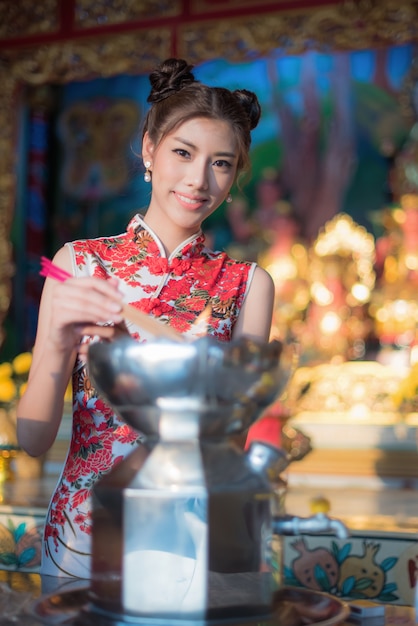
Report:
142,58,261,176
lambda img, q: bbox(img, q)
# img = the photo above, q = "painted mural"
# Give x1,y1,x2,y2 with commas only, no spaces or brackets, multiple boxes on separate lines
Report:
53,44,414,252
283,533,418,607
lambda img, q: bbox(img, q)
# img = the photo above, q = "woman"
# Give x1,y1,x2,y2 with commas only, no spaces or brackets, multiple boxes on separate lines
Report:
17,58,275,579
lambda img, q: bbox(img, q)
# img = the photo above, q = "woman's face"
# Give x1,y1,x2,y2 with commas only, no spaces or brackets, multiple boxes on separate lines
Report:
143,117,238,238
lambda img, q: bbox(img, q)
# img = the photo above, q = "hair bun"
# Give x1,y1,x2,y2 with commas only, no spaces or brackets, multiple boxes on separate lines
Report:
233,89,261,131
147,58,196,104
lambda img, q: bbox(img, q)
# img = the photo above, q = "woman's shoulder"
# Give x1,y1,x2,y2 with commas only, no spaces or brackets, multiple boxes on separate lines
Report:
204,246,255,268
63,224,137,277
65,212,144,253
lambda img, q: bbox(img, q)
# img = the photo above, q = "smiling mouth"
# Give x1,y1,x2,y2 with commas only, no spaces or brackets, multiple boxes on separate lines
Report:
175,192,207,207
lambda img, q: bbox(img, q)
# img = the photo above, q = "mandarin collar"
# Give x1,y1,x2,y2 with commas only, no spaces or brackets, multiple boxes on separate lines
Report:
127,213,206,260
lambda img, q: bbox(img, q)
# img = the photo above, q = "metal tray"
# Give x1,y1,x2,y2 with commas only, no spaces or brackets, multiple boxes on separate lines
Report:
29,585,350,626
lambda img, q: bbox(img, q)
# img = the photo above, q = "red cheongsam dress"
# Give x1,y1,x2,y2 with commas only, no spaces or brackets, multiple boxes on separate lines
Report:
41,214,256,578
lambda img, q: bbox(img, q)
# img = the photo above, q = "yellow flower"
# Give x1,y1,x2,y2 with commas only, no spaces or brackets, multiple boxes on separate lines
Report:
12,352,32,376
0,351,33,407
0,362,13,380
0,378,16,404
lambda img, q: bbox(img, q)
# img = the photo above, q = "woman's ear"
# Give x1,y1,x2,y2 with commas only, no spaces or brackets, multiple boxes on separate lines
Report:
142,131,155,163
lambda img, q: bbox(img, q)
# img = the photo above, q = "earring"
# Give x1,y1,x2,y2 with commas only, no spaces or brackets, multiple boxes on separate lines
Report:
226,192,232,203
144,161,152,183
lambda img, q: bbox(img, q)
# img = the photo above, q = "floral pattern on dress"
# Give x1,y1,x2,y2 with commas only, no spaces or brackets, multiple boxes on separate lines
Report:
42,214,256,578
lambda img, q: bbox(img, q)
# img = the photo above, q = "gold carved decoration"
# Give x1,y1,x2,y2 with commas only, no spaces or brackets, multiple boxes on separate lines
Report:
2,31,170,85
1,0,418,349
179,1,418,61
74,0,181,28
399,55,418,124
0,0,59,40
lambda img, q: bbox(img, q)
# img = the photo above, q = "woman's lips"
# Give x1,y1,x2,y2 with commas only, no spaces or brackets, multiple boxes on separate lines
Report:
174,192,207,209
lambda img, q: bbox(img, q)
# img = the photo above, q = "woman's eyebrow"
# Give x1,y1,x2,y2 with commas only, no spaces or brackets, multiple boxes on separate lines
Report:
173,135,237,159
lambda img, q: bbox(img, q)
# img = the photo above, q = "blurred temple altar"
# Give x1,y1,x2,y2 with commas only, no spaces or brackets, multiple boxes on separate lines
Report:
253,143,418,484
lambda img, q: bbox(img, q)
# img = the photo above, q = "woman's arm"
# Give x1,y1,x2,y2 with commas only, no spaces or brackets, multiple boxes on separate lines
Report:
232,265,275,342
16,246,125,457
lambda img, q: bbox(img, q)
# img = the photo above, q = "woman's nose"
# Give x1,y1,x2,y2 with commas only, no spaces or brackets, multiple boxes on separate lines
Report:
187,161,209,190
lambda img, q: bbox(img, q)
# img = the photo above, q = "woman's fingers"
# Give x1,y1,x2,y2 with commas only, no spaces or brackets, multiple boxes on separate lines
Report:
51,277,124,325
42,276,128,351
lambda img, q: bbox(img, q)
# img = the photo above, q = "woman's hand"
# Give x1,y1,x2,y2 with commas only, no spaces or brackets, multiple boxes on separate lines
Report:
17,268,127,457
46,275,125,353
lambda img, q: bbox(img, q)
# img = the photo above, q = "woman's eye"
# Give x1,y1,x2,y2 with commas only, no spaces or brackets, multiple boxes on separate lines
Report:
174,149,190,158
213,159,232,168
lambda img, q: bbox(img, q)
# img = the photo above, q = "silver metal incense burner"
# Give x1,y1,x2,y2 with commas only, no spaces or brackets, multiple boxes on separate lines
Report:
87,336,348,623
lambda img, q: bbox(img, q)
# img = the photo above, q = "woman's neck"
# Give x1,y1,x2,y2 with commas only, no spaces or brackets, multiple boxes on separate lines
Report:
142,214,201,257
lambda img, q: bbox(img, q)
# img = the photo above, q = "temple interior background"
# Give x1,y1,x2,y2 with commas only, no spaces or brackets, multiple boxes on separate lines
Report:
0,0,417,609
